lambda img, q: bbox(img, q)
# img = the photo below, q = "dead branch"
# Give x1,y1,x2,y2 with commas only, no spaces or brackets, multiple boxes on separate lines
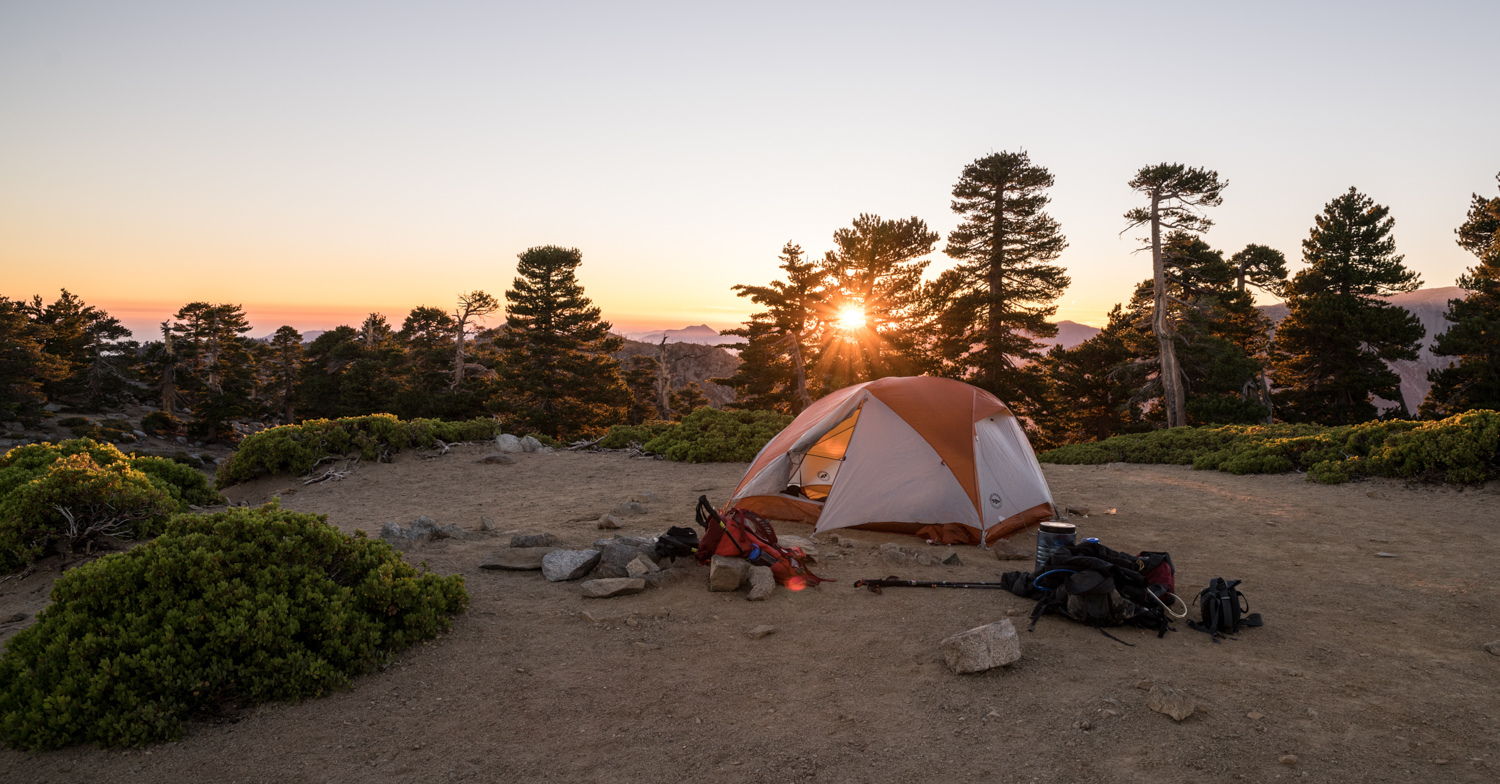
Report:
304,456,360,485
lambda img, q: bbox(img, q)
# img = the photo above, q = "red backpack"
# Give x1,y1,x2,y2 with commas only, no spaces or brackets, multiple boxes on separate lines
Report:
694,496,830,589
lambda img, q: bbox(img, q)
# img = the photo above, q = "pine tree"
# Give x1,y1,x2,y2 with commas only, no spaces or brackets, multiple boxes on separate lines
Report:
296,326,360,420
392,305,461,418
451,292,500,388
1274,188,1424,424
1229,244,1289,296
0,297,66,423
1035,305,1139,446
717,242,825,413
1123,163,1228,427
491,246,628,439
934,151,1070,415
818,214,940,387
1422,172,1500,417
27,290,136,408
259,326,303,424
166,303,257,439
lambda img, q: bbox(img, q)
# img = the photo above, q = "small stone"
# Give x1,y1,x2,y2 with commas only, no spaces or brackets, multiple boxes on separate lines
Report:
1483,640,1500,656
1,612,27,624
1146,685,1195,721
626,491,657,503
1375,552,1398,558
709,556,750,591
1063,504,1090,517
941,551,963,566
1134,680,1154,690
613,501,647,515
580,578,646,598
597,514,622,530
479,547,556,571
542,549,603,582
478,453,515,465
880,542,912,566
625,554,661,577
582,608,632,623
510,533,559,548
1247,711,1265,720
478,516,496,532
747,625,777,639
938,619,1022,674
990,538,1032,561
747,565,775,601
916,553,938,567
1278,755,1298,765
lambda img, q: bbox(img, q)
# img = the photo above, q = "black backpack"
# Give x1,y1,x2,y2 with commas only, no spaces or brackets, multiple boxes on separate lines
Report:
1002,541,1179,644
1187,578,1263,642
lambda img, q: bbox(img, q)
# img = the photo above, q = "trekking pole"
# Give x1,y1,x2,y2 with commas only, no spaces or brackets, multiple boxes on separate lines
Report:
853,576,1015,595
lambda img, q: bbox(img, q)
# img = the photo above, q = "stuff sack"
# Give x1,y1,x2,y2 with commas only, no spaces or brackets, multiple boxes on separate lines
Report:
653,526,700,561
1188,577,1263,641
694,496,830,588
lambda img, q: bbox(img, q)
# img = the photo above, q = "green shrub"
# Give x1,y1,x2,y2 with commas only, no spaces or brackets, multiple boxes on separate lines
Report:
0,505,468,750
598,421,678,449
140,411,182,436
0,439,224,571
216,415,503,488
640,408,792,463
1038,411,1500,486
56,417,90,428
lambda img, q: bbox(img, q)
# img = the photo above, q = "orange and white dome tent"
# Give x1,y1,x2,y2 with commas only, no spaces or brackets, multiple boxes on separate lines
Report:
726,375,1056,546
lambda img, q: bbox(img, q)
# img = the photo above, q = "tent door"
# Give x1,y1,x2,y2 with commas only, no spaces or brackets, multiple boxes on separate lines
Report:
786,405,862,501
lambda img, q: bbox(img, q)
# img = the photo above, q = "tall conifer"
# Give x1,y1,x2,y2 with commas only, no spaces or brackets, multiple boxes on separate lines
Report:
1273,188,1424,424
491,246,628,438
1422,173,1500,417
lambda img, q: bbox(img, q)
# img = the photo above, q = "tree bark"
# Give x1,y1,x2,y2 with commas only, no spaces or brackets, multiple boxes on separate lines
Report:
1150,193,1187,427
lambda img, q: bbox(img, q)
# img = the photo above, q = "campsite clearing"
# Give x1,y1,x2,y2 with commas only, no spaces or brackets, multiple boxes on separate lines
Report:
2,444,1497,783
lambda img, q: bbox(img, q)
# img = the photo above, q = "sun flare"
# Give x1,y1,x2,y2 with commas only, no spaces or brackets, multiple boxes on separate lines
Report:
836,306,866,331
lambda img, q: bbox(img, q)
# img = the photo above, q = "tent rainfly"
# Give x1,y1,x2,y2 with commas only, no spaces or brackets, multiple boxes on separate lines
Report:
726,376,1055,546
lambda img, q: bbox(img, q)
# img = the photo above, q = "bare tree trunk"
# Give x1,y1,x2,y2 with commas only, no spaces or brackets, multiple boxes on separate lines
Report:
653,338,673,419
451,320,467,388
786,331,812,413
1150,193,1187,428
985,187,1007,389
160,322,179,417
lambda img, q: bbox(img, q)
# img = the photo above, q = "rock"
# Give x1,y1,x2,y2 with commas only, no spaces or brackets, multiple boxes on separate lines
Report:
435,524,476,541
480,547,556,571
510,533,559,548
596,514,622,530
1146,685,1196,721
494,434,526,453
1247,711,1265,720
1375,552,1398,558
519,435,547,453
1278,755,1298,765
915,554,938,567
590,541,659,579
626,491,657,503
643,567,693,589
991,538,1032,561
132,429,147,439
938,619,1022,674
709,555,750,591
44,403,63,412
626,554,661,577
880,542,912,566
942,551,963,566
479,516,496,532
478,453,515,465
542,549,603,582
1063,504,1090,517
595,536,654,549
613,501,647,515
580,578,647,598
747,565,775,601
747,625,777,639
380,516,455,550
582,608,633,623
1,612,28,624
1482,640,1500,656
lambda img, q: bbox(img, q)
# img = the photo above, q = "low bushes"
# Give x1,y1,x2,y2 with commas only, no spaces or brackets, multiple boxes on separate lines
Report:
0,505,468,750
214,415,502,488
1038,410,1500,485
628,408,793,463
0,439,223,571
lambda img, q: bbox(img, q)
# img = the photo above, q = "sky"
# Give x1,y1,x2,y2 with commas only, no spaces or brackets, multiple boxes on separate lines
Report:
3,1,1497,340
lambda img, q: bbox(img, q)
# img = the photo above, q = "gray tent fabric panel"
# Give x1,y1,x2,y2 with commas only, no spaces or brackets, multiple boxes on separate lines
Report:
816,396,980,532
734,392,867,500
973,414,1055,531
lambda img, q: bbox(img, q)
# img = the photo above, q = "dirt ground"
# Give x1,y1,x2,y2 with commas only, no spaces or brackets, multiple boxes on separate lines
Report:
2,444,1497,783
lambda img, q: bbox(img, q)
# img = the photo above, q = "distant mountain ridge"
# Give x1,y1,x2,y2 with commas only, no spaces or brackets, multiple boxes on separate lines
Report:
622,324,746,346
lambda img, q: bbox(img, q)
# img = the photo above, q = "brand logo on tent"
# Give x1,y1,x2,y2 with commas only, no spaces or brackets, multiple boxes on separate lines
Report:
989,493,1003,507
817,470,830,480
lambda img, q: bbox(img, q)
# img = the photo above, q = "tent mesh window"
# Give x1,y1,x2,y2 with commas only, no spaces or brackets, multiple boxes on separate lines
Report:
785,405,861,501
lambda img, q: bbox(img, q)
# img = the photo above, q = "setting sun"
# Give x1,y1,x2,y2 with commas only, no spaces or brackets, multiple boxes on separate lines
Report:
836,306,866,331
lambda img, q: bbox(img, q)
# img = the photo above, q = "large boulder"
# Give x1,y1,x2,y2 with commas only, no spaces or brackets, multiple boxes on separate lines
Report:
589,539,660,579
709,556,750,592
